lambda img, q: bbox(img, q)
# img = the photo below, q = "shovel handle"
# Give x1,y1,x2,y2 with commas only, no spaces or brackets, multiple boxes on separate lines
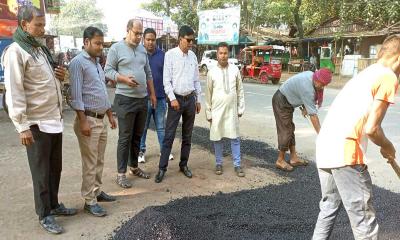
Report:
388,158,400,179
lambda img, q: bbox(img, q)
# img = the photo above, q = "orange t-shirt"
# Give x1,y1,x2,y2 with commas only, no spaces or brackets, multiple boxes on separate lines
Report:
316,64,398,169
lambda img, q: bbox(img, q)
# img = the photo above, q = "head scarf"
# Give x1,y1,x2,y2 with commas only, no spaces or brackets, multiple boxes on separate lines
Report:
13,26,56,67
313,68,332,108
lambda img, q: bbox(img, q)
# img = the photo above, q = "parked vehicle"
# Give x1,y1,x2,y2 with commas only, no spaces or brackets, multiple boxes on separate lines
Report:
319,46,335,72
199,50,239,74
239,45,283,84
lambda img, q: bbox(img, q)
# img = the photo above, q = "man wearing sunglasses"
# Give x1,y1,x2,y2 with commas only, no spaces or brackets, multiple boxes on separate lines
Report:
105,19,157,188
155,25,202,183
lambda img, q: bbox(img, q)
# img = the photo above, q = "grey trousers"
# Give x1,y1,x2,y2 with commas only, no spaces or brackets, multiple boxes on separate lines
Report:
313,165,378,240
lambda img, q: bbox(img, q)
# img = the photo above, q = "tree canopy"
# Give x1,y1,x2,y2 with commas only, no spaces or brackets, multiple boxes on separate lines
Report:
142,0,400,34
49,0,107,38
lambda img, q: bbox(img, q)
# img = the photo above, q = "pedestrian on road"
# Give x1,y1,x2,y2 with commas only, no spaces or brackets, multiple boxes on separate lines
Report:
1,5,77,234
205,42,245,177
138,28,174,163
69,27,117,217
105,19,157,188
313,35,400,240
154,25,202,183
272,68,332,172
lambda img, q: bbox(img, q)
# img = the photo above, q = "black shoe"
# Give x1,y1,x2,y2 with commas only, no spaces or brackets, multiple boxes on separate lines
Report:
50,203,77,216
155,169,166,183
84,203,107,217
39,216,63,234
97,191,116,202
180,166,192,178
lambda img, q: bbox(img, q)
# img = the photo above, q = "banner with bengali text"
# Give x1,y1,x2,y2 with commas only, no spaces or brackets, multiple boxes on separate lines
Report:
197,6,240,45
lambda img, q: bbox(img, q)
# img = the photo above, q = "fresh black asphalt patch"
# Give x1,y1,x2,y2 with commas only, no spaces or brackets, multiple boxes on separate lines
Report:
113,125,400,240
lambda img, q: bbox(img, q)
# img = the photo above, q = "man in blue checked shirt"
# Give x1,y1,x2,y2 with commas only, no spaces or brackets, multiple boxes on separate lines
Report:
69,27,117,217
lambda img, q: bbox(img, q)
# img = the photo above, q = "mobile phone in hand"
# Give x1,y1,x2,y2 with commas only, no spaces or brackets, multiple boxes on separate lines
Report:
130,78,140,85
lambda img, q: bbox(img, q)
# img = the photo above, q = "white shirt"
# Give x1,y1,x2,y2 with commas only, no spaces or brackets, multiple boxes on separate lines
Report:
31,119,63,134
163,47,201,102
316,64,397,169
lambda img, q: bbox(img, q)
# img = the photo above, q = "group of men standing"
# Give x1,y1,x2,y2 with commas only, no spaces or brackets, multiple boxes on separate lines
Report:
2,5,246,234
2,4,400,240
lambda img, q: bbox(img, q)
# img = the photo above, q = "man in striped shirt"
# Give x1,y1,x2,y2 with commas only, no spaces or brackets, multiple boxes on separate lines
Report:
69,27,117,217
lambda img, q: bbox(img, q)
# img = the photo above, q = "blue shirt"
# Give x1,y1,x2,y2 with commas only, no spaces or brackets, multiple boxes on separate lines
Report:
69,50,111,114
148,48,165,98
279,71,318,115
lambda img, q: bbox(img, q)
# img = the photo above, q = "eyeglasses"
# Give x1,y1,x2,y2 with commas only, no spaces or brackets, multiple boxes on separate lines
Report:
130,30,143,37
183,38,194,43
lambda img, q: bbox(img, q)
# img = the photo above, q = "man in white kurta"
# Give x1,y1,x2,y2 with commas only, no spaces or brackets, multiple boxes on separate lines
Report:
205,42,245,177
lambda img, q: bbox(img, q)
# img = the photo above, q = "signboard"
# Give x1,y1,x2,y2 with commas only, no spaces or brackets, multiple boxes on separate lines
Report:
197,6,240,45
0,0,45,37
44,0,60,14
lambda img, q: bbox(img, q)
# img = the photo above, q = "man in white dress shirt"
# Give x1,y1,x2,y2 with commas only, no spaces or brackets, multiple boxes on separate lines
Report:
205,42,245,177
155,25,202,183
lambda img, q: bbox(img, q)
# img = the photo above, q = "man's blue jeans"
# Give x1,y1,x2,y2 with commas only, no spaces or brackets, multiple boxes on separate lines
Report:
214,137,241,167
140,98,167,153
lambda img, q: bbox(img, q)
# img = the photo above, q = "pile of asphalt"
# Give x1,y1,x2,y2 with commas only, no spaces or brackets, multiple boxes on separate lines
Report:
113,125,400,240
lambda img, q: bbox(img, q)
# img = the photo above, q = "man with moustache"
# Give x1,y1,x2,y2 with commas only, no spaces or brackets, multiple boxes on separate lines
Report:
2,5,76,234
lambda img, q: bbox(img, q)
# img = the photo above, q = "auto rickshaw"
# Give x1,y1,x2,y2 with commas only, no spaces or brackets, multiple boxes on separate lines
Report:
319,46,335,73
239,45,283,84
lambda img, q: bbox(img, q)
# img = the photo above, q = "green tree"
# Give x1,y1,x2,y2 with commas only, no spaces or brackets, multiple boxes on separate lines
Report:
143,0,235,31
142,0,400,54
340,0,400,29
49,0,107,38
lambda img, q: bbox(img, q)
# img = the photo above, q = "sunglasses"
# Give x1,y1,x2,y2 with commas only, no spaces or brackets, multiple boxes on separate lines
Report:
183,38,194,43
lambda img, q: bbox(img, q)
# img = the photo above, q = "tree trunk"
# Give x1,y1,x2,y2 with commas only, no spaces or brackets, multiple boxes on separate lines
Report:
292,0,304,58
242,0,249,31
166,0,171,16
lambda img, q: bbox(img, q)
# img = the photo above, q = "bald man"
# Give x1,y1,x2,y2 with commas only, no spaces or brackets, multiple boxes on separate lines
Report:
105,19,157,188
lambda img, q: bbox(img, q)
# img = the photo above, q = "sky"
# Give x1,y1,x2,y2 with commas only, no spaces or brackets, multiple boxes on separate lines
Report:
96,0,153,40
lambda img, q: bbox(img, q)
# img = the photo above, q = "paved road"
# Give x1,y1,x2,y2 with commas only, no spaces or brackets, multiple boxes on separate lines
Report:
200,80,400,193
114,80,400,240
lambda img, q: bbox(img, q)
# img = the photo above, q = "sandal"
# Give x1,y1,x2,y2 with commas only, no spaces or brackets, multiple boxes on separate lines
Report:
116,174,132,188
275,162,294,172
290,159,309,167
129,167,150,179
